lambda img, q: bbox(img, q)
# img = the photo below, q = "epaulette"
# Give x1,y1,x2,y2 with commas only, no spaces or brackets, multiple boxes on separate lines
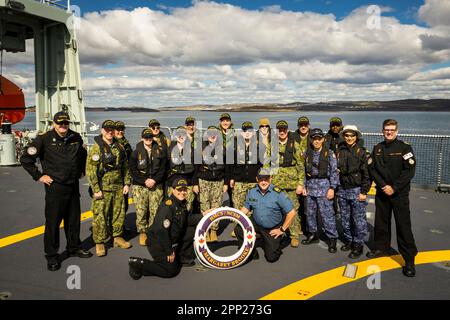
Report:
165,199,173,206
274,187,281,193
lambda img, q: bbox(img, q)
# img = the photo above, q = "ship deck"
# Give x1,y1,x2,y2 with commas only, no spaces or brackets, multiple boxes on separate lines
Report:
0,166,449,300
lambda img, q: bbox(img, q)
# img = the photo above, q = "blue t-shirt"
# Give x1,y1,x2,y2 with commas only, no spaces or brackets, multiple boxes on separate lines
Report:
244,184,294,229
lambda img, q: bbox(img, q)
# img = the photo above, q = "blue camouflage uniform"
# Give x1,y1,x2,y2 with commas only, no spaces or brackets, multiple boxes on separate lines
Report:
305,149,339,239
337,187,367,245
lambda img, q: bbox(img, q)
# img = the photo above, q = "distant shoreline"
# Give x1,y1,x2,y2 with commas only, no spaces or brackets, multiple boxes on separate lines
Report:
25,99,450,112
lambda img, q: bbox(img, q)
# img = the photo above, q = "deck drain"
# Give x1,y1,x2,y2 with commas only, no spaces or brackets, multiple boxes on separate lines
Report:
0,292,12,300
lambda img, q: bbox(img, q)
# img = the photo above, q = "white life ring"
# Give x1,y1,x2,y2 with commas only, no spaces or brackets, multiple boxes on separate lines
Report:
194,207,256,270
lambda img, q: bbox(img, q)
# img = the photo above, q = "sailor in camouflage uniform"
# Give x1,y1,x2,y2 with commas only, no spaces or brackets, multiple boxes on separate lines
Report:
129,128,167,246
336,125,370,259
271,120,305,247
301,128,339,253
86,120,132,257
114,121,132,215
194,126,229,242
167,126,197,213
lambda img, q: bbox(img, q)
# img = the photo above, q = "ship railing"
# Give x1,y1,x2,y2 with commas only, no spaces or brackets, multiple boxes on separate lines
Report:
86,127,450,192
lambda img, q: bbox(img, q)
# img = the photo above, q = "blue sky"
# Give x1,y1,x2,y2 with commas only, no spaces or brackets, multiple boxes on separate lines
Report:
71,0,426,24
6,0,450,107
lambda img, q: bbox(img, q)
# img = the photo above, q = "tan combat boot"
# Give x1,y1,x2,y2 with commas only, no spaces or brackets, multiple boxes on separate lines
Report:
139,232,147,246
290,238,300,248
96,243,106,257
208,229,218,242
114,237,132,249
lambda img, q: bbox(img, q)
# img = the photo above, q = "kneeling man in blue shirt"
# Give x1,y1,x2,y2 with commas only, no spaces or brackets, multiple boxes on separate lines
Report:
235,168,298,262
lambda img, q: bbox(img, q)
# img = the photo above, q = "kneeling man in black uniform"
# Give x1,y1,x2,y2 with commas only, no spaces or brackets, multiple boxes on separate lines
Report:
235,168,298,263
128,177,201,279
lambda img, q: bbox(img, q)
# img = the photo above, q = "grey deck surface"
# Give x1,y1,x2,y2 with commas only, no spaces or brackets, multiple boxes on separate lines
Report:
1,167,449,300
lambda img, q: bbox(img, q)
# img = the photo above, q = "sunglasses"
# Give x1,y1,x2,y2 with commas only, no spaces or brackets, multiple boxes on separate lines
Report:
56,121,70,126
259,125,270,128
344,134,356,138
150,126,160,130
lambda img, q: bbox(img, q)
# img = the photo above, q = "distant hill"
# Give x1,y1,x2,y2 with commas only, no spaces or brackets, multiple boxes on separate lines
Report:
159,99,450,112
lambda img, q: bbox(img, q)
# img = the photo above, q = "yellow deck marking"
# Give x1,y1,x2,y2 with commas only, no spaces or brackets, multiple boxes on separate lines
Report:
0,197,133,248
260,250,450,300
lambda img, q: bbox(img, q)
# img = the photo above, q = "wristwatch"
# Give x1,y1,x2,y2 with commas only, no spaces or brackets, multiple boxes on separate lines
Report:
280,226,286,233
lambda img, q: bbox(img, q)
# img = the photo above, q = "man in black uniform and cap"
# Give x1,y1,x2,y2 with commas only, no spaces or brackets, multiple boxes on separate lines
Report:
128,177,201,279
367,119,418,277
20,111,92,271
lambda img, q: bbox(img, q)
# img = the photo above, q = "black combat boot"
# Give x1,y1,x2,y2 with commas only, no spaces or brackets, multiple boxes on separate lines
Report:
128,257,144,280
402,262,416,278
366,249,389,259
301,233,319,245
340,242,352,251
328,238,337,253
348,244,363,259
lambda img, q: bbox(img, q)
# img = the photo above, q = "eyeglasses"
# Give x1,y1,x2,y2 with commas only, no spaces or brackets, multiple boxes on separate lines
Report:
344,134,356,138
151,126,160,130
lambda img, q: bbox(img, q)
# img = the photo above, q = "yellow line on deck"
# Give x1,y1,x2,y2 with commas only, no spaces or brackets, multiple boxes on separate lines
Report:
260,250,450,300
0,198,133,248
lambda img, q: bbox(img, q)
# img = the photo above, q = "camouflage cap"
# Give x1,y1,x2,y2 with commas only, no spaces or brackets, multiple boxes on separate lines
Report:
141,128,154,139
219,113,231,120
297,116,310,126
102,119,116,129
329,117,342,125
148,119,160,127
53,111,70,124
172,177,189,189
185,116,195,124
310,128,324,138
257,167,272,178
114,121,125,130
241,121,254,131
276,120,289,129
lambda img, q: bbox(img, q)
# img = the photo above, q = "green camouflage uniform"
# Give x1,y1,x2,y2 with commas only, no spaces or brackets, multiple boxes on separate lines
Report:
271,139,305,240
86,140,131,244
133,184,164,233
232,182,256,215
199,179,224,214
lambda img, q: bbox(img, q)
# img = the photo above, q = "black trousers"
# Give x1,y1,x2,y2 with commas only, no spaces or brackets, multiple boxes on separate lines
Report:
298,194,308,235
374,192,418,263
44,182,82,261
141,222,198,278
235,216,284,263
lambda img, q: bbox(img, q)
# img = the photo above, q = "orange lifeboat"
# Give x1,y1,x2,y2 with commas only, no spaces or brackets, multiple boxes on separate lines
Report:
0,75,25,126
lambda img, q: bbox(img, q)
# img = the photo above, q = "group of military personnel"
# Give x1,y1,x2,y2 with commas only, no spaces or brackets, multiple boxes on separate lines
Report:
20,111,418,278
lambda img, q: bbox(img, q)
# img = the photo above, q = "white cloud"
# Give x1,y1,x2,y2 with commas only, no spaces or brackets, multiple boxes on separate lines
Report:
419,0,450,27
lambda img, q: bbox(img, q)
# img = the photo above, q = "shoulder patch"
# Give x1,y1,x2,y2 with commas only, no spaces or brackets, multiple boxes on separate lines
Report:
163,219,171,229
27,146,37,155
92,154,100,161
165,199,173,206
403,152,413,160
274,187,281,193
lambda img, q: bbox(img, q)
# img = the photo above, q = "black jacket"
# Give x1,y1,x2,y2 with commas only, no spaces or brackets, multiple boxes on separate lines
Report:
129,140,167,186
20,129,87,185
194,141,229,184
337,143,371,194
325,130,343,154
369,138,416,195
147,195,187,259
230,135,261,183
167,140,197,186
